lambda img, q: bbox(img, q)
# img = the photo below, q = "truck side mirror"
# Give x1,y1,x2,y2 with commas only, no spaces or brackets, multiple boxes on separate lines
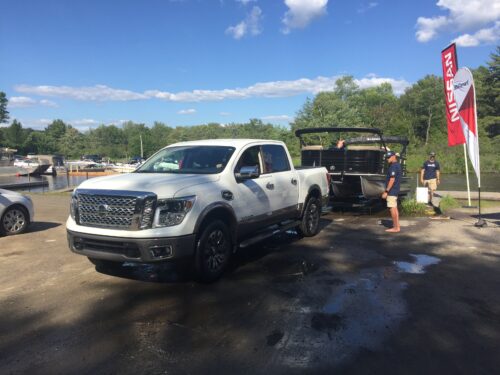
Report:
236,165,260,181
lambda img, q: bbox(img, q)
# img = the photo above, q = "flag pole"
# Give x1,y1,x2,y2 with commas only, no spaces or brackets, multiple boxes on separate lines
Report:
463,143,472,206
472,79,486,228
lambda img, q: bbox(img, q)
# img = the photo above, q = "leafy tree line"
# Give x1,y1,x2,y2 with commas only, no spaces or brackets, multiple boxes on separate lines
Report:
1,48,498,173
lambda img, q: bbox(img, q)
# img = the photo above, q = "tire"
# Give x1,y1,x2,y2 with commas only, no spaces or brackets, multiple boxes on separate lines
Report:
194,220,232,283
88,257,124,269
1,205,29,236
297,196,321,237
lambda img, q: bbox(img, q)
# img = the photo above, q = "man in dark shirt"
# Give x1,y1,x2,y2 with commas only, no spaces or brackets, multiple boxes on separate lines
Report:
382,151,401,233
420,152,441,204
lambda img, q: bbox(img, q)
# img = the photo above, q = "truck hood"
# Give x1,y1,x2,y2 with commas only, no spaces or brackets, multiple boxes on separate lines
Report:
76,172,220,198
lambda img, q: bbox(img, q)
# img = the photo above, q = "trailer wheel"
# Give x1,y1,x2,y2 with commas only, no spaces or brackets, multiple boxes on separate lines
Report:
297,196,321,237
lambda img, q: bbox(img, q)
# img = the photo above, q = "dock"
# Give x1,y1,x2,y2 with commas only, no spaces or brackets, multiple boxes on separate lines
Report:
0,180,49,190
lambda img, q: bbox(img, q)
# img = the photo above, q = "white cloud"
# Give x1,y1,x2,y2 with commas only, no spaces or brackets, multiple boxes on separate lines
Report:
226,6,262,39
355,75,411,95
416,0,500,44
416,16,450,42
39,99,58,107
261,115,294,123
453,21,500,47
282,0,328,34
72,118,100,126
178,108,197,115
357,2,378,13
9,96,58,108
15,84,148,101
9,96,37,108
148,74,411,100
15,74,411,105
236,0,256,5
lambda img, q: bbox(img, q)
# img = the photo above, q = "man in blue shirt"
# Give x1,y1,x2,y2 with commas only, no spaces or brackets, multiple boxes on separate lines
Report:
420,152,441,204
382,151,401,233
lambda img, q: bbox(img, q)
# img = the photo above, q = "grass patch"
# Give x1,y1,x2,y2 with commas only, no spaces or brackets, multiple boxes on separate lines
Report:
454,199,500,209
439,195,459,213
400,198,428,216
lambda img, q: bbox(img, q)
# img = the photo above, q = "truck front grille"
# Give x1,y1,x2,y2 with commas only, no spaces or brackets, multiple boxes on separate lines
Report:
75,189,156,230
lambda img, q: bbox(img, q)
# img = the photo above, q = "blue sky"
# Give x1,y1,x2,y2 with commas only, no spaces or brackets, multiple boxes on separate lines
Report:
1,0,499,131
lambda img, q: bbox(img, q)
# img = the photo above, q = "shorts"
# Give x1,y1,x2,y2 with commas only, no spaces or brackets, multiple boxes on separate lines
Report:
387,195,398,208
424,179,437,191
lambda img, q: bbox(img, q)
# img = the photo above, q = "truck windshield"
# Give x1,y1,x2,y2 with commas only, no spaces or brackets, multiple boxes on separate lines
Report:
136,146,236,174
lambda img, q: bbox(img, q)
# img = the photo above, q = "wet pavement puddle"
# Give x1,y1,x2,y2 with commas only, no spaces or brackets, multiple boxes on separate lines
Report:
393,254,441,274
276,268,408,369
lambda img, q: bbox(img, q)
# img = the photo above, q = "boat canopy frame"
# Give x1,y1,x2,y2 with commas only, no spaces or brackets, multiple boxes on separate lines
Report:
294,126,409,156
295,126,410,182
295,127,387,150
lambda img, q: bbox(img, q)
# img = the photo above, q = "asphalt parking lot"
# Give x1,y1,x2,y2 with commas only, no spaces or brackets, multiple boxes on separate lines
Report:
1,193,499,375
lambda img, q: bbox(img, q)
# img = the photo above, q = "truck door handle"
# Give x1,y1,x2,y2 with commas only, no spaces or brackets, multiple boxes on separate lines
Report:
266,182,274,190
291,178,297,185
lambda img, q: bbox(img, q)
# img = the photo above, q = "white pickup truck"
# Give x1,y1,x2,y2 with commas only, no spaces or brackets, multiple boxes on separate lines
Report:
67,139,329,281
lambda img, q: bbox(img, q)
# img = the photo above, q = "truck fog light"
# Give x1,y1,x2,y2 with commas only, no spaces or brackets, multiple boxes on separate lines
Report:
149,245,173,259
74,238,84,250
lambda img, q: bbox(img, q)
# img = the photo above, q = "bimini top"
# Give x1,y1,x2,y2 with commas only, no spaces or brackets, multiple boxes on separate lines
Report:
294,127,382,138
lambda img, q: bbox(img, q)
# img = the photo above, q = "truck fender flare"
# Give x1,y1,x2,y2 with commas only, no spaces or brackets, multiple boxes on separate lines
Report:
300,185,321,217
194,202,238,241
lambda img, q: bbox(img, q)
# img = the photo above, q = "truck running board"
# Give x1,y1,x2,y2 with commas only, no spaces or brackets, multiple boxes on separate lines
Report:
239,220,301,249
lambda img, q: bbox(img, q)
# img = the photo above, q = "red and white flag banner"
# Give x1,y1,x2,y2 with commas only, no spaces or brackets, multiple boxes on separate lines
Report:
441,43,465,146
453,67,481,186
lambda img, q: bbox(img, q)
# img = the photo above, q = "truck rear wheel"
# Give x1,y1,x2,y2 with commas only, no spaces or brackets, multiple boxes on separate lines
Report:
194,220,232,283
297,196,321,237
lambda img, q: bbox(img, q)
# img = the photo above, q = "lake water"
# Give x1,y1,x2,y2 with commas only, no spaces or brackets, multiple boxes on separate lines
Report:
0,173,498,193
406,173,499,192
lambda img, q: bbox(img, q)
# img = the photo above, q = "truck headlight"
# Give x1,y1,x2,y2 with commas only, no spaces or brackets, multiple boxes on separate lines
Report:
70,193,78,221
154,196,196,227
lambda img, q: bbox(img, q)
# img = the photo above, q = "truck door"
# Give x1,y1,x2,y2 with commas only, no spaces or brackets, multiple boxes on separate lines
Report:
261,144,299,222
231,145,274,235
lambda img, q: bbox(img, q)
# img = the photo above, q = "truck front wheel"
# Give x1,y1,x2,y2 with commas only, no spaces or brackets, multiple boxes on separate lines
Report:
194,220,232,282
297,196,321,237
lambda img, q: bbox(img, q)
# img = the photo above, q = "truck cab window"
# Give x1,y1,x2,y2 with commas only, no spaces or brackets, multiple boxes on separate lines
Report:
262,145,290,174
235,146,261,174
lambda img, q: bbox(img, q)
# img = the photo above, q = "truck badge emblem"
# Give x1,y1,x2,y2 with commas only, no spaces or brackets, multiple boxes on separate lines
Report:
98,204,110,217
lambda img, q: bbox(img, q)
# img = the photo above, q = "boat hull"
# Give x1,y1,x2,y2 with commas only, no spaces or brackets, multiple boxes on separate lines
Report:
330,174,410,200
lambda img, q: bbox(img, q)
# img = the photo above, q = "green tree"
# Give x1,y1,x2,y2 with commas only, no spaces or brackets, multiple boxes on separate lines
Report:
0,92,9,124
44,119,68,153
23,131,49,154
5,119,25,149
399,75,446,145
59,126,85,158
149,122,173,152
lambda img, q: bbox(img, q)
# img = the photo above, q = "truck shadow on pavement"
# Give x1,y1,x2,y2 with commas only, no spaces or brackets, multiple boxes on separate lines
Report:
27,221,61,233
1,214,500,374
93,218,333,284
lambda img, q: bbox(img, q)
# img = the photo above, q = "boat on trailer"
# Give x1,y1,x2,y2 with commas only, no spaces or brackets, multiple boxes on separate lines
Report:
295,127,410,200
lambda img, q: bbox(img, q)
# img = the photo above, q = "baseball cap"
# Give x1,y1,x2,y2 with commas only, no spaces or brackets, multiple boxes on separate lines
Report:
385,151,396,159
429,151,436,156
